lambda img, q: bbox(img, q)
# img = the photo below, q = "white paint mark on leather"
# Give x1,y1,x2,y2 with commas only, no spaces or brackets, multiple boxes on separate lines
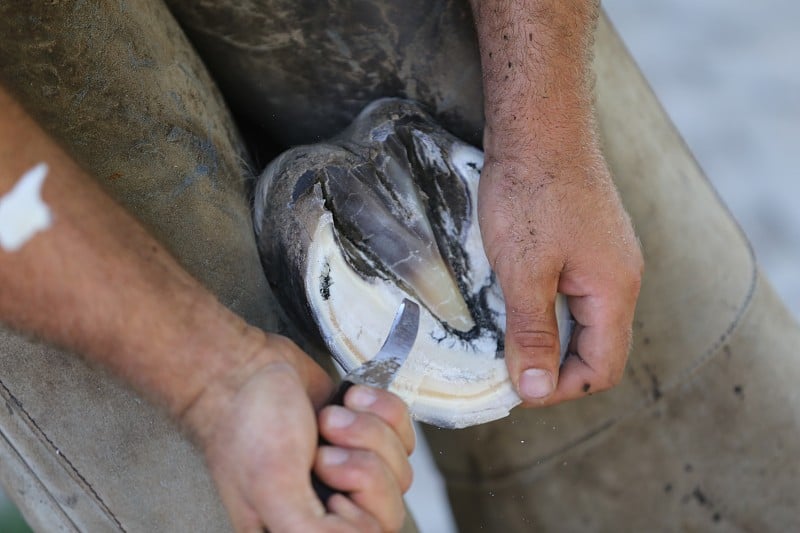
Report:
0,163,53,252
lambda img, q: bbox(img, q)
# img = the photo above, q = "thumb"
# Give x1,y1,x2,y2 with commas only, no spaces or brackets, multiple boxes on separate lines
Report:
496,255,562,404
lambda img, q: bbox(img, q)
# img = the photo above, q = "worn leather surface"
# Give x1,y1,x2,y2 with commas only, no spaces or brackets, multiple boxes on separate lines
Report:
430,275,800,532
1,2,797,532
163,0,484,148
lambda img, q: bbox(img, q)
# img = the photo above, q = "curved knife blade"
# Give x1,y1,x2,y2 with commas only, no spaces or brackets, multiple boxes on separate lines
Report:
313,298,420,504
344,298,420,390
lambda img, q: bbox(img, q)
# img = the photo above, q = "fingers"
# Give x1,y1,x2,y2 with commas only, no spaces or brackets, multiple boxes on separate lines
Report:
546,285,638,404
494,245,642,406
318,385,415,492
314,446,406,532
493,252,564,405
486,181,643,407
344,385,415,454
200,350,410,532
202,362,335,533
318,404,413,493
314,386,413,532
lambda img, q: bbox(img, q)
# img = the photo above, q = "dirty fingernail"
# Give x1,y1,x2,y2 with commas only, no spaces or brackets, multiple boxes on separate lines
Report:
322,447,350,465
519,368,554,400
327,406,356,428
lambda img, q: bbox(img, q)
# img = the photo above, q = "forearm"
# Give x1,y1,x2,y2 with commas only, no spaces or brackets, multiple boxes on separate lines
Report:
470,0,600,163
0,86,323,423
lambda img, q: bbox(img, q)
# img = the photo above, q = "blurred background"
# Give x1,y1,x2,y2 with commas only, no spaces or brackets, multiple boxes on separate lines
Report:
1,1,797,531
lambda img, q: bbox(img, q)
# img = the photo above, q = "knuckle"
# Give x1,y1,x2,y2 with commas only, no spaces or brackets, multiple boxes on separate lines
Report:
379,391,407,424
367,392,414,454
354,452,383,484
505,308,552,329
264,332,297,351
482,208,514,239
339,452,371,488
367,418,405,448
485,239,515,274
507,325,558,353
487,232,542,273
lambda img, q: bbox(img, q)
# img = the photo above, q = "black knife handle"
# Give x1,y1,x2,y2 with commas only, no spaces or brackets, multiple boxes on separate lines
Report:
312,379,356,504
325,379,355,410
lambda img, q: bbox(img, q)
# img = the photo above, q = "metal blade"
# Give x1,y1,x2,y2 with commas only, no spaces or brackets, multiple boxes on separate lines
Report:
344,298,420,389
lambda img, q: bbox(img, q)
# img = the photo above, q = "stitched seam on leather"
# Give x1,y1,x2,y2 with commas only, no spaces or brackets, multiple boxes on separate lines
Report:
661,265,759,392
0,425,80,531
0,379,126,531
443,263,760,490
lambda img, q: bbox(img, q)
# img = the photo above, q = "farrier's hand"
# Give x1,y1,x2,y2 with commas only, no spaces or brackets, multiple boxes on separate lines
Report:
182,334,414,533
478,146,643,406
468,0,642,406
0,85,413,533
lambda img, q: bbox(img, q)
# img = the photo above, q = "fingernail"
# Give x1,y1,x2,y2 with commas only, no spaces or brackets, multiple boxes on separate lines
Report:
348,386,377,408
519,368,555,400
322,447,349,465
327,406,356,428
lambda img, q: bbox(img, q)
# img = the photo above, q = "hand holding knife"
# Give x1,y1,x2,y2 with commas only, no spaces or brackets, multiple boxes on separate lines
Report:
312,298,420,503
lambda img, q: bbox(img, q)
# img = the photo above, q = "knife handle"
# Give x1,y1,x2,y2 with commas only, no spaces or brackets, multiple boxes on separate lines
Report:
312,379,355,504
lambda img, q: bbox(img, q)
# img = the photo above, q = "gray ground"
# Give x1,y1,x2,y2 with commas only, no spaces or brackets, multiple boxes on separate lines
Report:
2,1,798,531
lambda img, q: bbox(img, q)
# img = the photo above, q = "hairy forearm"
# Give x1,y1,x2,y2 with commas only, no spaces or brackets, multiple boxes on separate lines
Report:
470,0,600,162
0,87,319,421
